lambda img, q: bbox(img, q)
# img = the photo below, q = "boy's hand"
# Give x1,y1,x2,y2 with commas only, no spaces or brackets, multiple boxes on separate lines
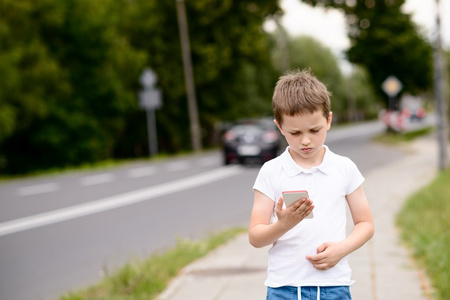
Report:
275,196,314,230
306,242,346,270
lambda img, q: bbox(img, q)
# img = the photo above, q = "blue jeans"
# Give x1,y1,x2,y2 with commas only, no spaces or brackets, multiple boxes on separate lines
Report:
266,286,352,300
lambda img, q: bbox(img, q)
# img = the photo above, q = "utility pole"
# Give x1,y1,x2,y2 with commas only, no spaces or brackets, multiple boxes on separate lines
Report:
433,0,448,170
176,0,202,152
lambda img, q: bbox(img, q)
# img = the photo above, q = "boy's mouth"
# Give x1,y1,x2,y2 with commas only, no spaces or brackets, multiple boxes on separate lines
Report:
301,148,312,153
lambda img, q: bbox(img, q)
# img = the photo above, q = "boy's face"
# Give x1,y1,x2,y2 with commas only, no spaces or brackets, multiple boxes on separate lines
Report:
274,110,332,164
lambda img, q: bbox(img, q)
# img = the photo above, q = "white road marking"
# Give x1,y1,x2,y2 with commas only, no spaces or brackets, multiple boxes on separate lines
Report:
0,166,243,237
127,166,158,178
80,173,115,186
17,183,60,196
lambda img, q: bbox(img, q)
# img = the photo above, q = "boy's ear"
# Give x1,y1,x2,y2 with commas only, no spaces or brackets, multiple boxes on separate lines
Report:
273,119,285,135
327,112,333,130
273,119,282,130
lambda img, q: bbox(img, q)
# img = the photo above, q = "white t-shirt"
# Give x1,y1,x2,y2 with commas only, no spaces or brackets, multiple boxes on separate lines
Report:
253,145,364,287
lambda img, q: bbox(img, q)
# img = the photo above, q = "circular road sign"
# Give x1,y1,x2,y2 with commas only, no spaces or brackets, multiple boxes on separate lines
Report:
382,75,403,97
140,68,157,88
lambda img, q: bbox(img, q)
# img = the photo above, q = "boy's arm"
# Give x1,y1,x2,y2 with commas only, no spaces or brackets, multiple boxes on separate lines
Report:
248,190,314,248
306,185,374,270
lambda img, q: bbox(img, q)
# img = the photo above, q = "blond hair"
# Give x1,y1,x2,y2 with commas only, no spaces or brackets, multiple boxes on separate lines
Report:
272,69,331,126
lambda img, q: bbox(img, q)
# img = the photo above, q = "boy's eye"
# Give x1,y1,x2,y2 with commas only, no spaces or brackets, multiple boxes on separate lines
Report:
290,132,301,136
311,129,319,133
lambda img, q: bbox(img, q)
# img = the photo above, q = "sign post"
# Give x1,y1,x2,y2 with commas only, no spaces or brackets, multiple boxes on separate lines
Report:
139,68,162,156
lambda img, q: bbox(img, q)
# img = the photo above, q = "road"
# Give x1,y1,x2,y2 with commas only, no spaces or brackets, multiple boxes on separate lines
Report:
0,121,406,300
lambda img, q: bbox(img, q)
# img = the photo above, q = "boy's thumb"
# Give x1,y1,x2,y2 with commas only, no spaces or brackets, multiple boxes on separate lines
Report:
276,197,284,212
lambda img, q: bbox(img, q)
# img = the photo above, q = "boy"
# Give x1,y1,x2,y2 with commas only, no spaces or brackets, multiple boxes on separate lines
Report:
249,69,374,299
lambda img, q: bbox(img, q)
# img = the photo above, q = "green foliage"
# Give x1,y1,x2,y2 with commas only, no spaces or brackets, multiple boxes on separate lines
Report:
60,228,246,300
0,0,281,174
0,0,147,174
345,65,382,120
122,0,280,151
6,0,420,175
302,0,433,105
397,170,450,300
285,36,347,119
270,34,380,122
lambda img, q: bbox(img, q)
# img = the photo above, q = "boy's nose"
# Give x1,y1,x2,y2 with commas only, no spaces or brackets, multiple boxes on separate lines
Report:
301,136,311,146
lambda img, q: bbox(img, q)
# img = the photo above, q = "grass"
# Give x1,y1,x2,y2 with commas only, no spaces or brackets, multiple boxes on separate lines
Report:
60,227,246,300
397,169,450,300
0,148,217,182
373,126,434,144
0,157,158,182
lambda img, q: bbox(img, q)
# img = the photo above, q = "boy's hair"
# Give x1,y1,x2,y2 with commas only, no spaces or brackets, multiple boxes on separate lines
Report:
273,69,331,126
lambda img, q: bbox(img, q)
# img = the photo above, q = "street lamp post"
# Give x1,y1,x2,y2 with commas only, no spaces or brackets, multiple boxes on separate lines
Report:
433,0,448,170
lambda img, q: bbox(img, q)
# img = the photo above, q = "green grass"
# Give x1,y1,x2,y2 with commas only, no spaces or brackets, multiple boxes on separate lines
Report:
373,126,434,144
60,227,246,300
0,148,218,182
0,157,158,182
397,170,450,300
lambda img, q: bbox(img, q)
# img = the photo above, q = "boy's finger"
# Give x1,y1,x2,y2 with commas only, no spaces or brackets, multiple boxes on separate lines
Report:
297,202,313,214
295,198,308,210
306,254,322,262
317,243,328,253
276,197,284,212
312,263,330,270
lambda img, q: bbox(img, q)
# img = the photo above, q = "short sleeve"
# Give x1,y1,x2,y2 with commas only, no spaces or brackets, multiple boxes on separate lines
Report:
253,162,277,202
345,158,365,195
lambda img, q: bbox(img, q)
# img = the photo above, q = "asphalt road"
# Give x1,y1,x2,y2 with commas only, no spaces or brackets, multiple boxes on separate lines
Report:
0,120,406,300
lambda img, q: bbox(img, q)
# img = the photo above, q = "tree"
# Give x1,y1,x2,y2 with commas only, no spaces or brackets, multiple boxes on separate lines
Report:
0,0,282,174
270,34,348,120
122,0,281,151
302,0,433,107
345,65,382,121
291,36,347,115
0,0,146,174
270,31,381,122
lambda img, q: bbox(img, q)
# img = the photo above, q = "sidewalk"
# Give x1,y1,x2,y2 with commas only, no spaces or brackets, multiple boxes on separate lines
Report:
157,135,438,300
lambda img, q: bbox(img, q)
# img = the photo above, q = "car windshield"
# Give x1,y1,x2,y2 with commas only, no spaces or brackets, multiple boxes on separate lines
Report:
230,125,264,135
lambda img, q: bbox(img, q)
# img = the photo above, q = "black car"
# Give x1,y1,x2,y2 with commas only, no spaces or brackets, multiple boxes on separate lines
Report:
222,119,283,165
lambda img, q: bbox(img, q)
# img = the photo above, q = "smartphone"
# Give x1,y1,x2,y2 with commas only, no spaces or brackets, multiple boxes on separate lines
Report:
282,190,314,218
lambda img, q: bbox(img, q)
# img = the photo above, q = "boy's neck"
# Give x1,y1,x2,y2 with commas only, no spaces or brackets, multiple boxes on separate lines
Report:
288,146,326,170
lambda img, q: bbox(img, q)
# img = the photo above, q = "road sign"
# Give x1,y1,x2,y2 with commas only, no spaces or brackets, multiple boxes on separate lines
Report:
139,89,162,110
382,75,402,97
140,68,157,88
138,68,162,156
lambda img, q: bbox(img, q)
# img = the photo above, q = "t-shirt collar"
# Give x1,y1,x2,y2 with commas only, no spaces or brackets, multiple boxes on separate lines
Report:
281,145,333,176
